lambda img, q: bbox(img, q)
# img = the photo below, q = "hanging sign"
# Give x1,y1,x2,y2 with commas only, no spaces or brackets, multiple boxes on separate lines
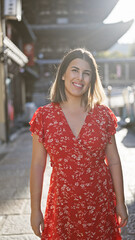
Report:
23,43,35,66
4,0,22,21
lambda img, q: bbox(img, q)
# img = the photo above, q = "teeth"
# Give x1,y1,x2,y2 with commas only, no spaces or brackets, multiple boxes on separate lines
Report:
73,83,83,87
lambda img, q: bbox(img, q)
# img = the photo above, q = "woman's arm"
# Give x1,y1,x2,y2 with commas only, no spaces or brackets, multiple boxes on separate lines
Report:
105,135,128,228
30,134,47,238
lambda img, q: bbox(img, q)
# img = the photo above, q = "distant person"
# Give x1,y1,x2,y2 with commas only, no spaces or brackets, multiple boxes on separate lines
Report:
29,48,128,239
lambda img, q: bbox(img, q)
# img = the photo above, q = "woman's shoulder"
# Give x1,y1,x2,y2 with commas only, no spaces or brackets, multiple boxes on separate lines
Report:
38,102,55,111
94,104,115,117
38,102,59,115
95,103,110,111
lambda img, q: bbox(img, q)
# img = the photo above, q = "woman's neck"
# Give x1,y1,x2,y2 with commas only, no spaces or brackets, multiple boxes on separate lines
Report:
60,98,86,113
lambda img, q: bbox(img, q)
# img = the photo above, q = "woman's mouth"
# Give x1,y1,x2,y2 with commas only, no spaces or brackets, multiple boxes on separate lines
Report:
72,82,83,88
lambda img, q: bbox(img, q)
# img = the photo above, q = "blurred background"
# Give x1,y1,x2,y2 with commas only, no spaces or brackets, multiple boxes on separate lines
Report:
0,1,135,239
0,0,135,143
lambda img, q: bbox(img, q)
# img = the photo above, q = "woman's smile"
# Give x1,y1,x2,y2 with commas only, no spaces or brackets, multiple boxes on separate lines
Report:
72,81,84,89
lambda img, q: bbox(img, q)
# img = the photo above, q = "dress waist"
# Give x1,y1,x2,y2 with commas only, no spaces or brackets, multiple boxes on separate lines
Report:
50,156,105,168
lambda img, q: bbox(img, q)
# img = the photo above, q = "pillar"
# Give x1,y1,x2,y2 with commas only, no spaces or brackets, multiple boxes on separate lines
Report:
104,63,109,87
125,63,129,83
0,3,9,142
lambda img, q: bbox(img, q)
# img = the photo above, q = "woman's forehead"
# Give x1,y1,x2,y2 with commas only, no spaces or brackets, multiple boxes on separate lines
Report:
68,58,91,70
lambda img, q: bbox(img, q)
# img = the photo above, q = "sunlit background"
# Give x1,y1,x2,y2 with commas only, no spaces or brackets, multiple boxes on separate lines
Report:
105,0,135,43
0,2,135,239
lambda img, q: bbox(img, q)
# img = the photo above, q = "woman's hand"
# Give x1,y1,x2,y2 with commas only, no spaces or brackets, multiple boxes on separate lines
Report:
116,203,128,228
31,210,45,238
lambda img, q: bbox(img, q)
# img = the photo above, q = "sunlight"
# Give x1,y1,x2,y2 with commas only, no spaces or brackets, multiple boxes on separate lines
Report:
104,0,135,43
105,0,135,23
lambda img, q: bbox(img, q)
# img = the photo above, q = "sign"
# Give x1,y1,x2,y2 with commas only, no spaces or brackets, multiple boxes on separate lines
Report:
23,43,35,66
4,0,22,21
116,64,122,78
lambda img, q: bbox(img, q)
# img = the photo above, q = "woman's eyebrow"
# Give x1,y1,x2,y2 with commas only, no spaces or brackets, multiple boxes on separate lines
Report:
71,66,91,72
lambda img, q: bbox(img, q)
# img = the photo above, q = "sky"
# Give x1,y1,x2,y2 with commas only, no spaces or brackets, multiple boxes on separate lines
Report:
104,0,135,44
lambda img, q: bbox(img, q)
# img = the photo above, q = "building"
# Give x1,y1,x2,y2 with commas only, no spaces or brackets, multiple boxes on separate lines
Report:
96,57,135,88
0,0,37,142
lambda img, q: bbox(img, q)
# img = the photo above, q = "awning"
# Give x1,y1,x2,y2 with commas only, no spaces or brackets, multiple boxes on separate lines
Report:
3,36,28,67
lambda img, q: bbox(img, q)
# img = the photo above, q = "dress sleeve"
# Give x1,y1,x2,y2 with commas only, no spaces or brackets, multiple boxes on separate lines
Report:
29,107,44,144
106,107,117,144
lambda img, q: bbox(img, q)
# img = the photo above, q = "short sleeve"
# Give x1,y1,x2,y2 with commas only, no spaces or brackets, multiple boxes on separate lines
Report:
29,107,44,144
106,107,117,143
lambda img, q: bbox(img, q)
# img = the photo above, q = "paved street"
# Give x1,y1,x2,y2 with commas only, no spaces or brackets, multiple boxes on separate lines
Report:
0,126,135,239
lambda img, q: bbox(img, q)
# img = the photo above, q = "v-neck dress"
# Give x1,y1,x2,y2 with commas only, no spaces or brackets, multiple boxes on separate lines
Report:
29,102,121,240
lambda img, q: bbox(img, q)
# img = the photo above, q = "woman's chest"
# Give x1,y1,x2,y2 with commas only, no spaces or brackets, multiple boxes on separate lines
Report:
44,111,108,152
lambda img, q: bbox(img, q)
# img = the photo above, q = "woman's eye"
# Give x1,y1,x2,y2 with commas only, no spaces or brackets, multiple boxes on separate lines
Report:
72,69,78,72
84,72,90,76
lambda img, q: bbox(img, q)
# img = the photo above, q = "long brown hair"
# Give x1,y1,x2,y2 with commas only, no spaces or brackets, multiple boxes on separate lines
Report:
50,48,106,109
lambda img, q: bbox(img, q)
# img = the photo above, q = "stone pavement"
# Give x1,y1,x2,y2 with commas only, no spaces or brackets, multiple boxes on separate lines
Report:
0,126,135,240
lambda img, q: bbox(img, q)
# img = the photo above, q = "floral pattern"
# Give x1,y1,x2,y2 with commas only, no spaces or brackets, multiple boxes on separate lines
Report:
29,103,121,240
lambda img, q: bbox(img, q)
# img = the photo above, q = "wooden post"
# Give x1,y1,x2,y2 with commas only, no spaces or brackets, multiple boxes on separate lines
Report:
0,4,9,142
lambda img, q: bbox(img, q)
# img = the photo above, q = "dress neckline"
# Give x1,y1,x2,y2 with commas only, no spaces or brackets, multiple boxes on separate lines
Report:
58,103,91,140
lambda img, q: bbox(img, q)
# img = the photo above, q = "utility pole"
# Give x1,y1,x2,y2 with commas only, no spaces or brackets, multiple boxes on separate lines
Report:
0,0,9,142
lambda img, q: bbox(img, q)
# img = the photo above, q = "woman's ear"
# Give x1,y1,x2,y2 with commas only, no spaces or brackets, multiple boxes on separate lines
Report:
62,75,65,81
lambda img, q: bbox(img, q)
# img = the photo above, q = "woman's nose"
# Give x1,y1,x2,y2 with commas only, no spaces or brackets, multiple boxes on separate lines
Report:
78,72,83,80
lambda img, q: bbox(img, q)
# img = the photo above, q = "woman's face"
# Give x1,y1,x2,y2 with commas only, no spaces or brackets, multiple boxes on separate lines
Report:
62,58,92,99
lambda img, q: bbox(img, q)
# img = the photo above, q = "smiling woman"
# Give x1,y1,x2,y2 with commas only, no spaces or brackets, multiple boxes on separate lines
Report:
29,48,128,240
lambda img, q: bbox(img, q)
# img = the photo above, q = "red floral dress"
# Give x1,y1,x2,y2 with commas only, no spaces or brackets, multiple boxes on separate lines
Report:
29,102,121,240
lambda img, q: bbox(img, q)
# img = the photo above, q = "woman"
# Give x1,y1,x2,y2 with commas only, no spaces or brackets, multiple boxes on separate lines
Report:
29,48,128,239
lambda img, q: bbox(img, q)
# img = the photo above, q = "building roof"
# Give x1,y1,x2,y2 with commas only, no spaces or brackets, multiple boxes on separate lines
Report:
22,0,134,57
30,20,133,53
22,0,119,24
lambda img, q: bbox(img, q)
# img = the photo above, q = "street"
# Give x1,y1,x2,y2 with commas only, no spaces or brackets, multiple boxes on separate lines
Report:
0,126,135,239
